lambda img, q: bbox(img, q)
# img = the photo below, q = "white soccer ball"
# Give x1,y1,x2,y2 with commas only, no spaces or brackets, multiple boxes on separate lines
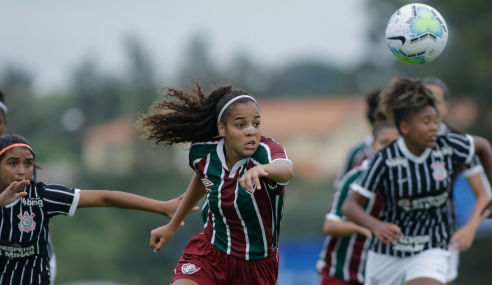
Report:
386,3,448,64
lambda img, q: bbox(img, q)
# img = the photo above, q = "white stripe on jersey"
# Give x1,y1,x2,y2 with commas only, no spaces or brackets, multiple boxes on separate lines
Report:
234,179,250,260
250,192,268,258
45,188,74,196
216,167,231,255
43,198,71,207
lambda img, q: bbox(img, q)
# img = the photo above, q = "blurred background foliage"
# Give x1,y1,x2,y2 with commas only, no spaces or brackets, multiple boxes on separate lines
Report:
1,0,492,284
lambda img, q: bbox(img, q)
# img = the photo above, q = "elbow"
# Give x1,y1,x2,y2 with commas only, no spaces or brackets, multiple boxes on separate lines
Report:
323,220,333,235
341,200,351,218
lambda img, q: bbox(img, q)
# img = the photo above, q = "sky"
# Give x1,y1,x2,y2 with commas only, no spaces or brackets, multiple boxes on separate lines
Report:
0,0,369,92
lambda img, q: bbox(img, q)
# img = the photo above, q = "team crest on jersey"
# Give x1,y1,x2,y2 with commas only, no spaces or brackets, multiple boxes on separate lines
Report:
182,263,201,274
431,161,447,181
18,211,36,233
201,178,214,193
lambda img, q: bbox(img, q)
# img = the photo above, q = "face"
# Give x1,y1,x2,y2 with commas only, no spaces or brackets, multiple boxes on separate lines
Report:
0,147,34,192
425,84,447,119
372,128,401,153
217,101,262,159
399,105,439,149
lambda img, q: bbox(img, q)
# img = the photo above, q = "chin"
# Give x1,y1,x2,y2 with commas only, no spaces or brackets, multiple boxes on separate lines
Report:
426,141,436,148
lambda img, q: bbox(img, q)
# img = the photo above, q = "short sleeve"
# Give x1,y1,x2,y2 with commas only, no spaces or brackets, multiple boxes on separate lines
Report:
189,142,218,174
444,133,475,165
256,137,291,165
326,170,361,221
43,184,80,217
462,155,483,178
351,152,386,199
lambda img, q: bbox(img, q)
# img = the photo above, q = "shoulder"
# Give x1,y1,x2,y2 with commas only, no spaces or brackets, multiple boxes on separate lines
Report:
339,162,367,190
190,138,221,157
256,136,289,161
439,133,473,146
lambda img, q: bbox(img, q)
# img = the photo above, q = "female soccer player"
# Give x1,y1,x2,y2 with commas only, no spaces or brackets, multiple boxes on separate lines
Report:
139,84,293,285
318,117,400,285
0,134,195,285
423,76,490,284
342,77,492,285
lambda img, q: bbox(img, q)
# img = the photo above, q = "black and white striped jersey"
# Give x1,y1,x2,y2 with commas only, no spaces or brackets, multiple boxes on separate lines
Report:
0,182,80,285
351,133,475,257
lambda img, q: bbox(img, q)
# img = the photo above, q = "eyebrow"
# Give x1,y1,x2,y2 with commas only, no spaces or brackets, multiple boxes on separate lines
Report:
233,115,261,121
6,157,34,161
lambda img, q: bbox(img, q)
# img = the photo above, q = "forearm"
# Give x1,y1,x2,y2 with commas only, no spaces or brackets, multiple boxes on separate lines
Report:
465,174,489,230
342,194,379,231
78,190,163,213
474,136,492,187
167,174,206,230
323,219,367,237
261,160,294,183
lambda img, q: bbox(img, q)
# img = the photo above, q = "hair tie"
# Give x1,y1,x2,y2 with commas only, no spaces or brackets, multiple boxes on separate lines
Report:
0,144,33,157
0,102,8,115
217,95,257,123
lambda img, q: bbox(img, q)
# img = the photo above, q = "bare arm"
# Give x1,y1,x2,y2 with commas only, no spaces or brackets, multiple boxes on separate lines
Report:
150,174,206,252
342,191,402,245
472,136,492,217
77,190,198,220
323,218,372,238
239,160,294,192
451,172,489,251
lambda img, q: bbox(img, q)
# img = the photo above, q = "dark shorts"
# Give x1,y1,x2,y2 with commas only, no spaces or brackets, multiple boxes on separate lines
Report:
320,274,363,285
171,233,279,285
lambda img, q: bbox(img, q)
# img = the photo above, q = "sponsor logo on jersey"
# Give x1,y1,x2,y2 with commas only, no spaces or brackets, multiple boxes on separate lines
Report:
182,263,201,274
22,197,43,207
18,211,36,233
432,146,453,158
201,178,214,193
431,161,448,181
393,235,431,252
385,157,408,168
397,192,448,212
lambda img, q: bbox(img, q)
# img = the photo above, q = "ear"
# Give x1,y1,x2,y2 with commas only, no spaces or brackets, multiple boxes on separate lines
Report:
399,120,410,135
217,122,226,137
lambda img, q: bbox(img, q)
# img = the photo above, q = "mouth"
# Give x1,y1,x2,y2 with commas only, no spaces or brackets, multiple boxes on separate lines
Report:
245,140,256,150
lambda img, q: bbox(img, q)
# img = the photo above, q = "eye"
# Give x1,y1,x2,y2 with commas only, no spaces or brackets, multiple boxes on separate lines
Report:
236,123,244,128
9,161,16,166
25,162,32,167
254,122,260,127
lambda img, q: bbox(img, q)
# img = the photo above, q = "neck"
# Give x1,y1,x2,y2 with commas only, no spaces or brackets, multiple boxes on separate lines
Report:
223,140,246,170
403,136,427,157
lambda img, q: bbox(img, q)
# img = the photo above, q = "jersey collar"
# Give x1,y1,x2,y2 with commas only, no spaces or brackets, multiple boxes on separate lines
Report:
217,139,249,178
396,138,431,164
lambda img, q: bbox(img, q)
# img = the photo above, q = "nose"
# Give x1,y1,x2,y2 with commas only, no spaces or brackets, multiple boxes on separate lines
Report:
244,126,256,136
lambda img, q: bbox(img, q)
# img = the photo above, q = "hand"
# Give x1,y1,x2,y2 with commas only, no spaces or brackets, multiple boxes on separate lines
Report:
150,224,177,253
450,225,476,252
162,194,199,226
239,165,269,194
0,180,29,206
370,221,402,246
358,227,373,239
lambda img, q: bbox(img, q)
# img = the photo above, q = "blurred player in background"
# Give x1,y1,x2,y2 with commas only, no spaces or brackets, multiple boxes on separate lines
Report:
333,89,381,189
317,113,399,285
423,76,491,284
0,133,194,285
141,83,293,285
343,77,492,285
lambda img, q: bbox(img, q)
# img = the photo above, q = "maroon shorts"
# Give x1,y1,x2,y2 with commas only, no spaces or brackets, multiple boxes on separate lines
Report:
320,274,363,285
171,233,279,285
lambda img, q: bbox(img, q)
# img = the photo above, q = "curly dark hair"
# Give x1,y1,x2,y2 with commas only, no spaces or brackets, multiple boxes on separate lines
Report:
137,82,256,146
379,77,437,134
365,88,382,126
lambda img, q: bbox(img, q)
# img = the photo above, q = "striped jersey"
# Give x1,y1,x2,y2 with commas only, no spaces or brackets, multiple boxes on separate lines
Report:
352,134,475,257
319,160,383,284
189,136,291,260
333,136,374,189
0,182,80,285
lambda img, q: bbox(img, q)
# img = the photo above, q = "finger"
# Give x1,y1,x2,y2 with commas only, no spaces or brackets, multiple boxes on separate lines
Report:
253,175,261,190
154,239,166,253
239,176,248,192
178,193,185,200
14,192,27,199
181,221,185,226
259,170,269,177
190,207,199,212
150,235,158,247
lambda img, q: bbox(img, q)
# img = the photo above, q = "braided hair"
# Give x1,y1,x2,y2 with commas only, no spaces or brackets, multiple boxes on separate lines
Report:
379,77,437,134
137,82,257,146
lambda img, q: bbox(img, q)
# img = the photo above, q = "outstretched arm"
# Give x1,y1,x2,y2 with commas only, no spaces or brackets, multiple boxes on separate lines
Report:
150,173,206,253
323,219,372,238
78,190,198,221
239,160,294,192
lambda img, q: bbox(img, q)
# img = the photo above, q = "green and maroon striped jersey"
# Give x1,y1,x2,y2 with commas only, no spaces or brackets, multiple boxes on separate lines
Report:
189,136,291,260
319,160,384,283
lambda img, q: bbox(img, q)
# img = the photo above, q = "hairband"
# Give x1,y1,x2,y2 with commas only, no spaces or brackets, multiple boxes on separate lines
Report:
0,102,8,115
217,95,257,123
0,144,33,157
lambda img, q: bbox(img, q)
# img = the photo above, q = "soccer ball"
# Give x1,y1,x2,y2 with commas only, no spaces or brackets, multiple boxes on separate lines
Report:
386,3,448,64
